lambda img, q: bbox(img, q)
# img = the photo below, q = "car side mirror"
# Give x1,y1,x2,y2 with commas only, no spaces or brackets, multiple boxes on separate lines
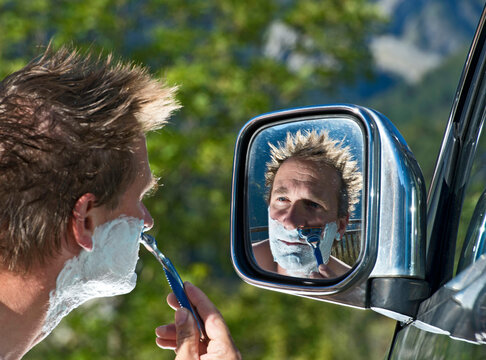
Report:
231,104,429,321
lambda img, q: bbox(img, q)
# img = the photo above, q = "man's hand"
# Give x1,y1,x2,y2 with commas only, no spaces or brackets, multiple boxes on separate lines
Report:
155,282,241,360
310,264,339,278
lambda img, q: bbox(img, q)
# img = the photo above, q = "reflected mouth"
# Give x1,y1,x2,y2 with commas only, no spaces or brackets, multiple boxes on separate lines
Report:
279,239,307,246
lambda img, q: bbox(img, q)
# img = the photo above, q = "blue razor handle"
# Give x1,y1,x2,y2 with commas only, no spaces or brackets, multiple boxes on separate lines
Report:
140,233,207,341
313,247,324,266
162,257,194,309
298,228,324,266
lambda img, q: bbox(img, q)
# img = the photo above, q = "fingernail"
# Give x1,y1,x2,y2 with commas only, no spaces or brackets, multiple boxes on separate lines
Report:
175,308,188,326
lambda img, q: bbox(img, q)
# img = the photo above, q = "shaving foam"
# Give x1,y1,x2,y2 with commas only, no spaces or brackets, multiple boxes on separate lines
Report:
41,216,144,339
268,211,338,276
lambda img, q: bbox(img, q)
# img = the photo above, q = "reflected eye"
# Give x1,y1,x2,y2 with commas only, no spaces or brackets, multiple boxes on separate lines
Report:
305,200,323,210
272,196,290,207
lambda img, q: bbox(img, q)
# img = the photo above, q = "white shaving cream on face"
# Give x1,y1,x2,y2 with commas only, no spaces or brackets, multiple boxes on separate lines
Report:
268,212,338,276
318,222,338,266
41,216,144,339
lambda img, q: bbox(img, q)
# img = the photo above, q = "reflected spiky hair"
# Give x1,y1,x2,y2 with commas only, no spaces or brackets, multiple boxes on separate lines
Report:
265,129,362,217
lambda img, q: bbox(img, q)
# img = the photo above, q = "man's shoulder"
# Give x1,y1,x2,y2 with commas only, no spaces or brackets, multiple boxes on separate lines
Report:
252,239,269,248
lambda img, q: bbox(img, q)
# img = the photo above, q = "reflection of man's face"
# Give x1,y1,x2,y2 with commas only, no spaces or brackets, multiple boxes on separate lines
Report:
267,157,348,276
269,157,344,231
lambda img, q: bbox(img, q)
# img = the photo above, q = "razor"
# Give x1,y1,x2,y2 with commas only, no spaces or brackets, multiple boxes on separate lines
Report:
140,233,207,341
298,227,324,266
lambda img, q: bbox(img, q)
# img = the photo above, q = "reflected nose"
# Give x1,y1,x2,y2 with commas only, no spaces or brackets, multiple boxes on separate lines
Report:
281,203,307,230
141,203,154,231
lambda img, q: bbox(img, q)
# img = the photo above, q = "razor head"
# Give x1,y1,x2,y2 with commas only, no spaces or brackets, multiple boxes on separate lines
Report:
297,227,322,246
297,228,325,266
140,232,155,246
140,233,168,268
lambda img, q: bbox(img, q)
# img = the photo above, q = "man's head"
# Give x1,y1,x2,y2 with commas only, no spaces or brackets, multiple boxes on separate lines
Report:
0,45,180,273
264,129,362,276
265,129,362,224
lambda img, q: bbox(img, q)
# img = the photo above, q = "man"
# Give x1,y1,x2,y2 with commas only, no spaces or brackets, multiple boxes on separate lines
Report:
253,130,362,278
0,46,240,360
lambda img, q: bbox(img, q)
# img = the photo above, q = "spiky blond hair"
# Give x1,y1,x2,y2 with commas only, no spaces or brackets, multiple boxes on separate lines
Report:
265,129,362,217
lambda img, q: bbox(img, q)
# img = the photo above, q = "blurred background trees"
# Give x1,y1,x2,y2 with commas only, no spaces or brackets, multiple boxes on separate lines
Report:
0,0,482,359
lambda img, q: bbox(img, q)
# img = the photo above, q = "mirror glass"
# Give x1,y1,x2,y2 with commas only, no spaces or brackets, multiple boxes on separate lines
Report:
246,116,365,280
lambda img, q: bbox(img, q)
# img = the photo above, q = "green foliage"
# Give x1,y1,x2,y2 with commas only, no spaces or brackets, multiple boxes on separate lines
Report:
0,1,398,359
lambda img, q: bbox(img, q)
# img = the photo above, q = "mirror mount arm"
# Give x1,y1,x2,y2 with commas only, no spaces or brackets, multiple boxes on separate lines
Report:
370,278,430,323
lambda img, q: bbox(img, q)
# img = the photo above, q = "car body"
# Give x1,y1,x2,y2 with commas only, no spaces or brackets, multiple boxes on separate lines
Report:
231,4,486,359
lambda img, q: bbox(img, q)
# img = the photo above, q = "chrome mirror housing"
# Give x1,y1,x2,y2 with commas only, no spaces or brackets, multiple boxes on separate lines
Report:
230,104,429,321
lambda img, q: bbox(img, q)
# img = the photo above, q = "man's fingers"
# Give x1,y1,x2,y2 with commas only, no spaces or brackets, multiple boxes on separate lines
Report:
318,264,336,278
309,271,324,279
183,282,234,342
167,292,180,310
184,282,222,320
158,283,240,360
168,282,224,323
155,323,177,350
174,308,200,360
155,337,176,350
156,323,176,340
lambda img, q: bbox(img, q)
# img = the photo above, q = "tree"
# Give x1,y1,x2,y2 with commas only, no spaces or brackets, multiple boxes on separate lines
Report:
0,1,396,359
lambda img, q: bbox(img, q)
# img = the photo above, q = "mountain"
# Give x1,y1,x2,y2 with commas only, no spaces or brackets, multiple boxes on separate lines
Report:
332,0,484,103
371,0,483,84
366,45,468,184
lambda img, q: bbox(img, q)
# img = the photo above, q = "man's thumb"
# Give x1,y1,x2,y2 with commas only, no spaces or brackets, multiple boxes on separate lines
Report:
175,308,199,359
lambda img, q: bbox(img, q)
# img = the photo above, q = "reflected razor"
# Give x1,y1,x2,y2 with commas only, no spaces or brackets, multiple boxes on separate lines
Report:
140,233,207,341
298,228,324,266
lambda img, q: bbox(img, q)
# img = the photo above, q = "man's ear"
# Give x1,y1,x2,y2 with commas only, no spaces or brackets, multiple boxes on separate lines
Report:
70,193,98,251
337,214,350,237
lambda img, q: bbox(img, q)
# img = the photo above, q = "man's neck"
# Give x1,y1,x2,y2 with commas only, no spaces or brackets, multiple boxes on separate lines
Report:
0,265,57,360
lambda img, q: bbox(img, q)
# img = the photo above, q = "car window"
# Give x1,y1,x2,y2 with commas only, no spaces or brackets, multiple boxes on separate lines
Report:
456,125,486,273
